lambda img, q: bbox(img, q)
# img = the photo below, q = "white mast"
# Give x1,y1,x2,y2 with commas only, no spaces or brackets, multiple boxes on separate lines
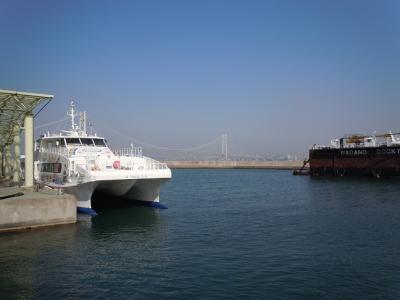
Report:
79,111,87,135
67,101,77,132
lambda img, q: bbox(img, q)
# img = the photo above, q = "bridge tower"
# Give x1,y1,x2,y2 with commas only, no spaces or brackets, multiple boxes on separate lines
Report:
221,133,228,160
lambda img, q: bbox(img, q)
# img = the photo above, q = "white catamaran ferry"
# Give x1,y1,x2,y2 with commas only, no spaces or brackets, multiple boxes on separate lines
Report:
34,102,172,215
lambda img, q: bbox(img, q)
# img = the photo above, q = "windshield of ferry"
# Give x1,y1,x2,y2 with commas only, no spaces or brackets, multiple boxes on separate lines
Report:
93,139,107,146
64,138,107,147
65,138,81,145
80,138,94,146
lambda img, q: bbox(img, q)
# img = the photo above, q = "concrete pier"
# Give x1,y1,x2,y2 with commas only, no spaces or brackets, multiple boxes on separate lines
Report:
164,160,303,169
0,187,77,232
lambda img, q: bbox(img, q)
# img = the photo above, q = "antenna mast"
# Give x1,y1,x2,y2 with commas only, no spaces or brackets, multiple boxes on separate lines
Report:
67,101,77,131
79,111,87,135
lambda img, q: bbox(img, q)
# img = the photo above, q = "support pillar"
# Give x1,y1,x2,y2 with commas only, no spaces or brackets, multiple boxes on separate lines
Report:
24,114,34,188
4,144,12,180
0,146,3,177
13,126,21,183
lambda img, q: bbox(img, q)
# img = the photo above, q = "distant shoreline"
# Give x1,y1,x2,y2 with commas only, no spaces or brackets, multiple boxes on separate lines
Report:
163,160,304,170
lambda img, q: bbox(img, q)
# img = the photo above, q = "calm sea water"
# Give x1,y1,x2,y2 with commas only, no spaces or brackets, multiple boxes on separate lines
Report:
1,169,400,299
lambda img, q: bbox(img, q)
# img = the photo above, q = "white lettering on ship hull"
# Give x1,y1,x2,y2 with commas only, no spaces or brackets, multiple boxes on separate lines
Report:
340,150,368,156
339,148,400,156
376,148,400,155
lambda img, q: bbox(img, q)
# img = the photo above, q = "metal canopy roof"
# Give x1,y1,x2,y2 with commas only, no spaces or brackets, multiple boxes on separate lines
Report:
0,89,54,146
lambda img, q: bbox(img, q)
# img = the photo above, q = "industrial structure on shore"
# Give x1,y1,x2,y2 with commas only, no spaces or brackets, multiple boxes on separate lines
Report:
0,89,76,232
0,89,54,186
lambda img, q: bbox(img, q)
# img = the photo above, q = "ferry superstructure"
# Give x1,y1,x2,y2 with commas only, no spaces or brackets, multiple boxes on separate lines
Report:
309,132,400,177
34,102,171,215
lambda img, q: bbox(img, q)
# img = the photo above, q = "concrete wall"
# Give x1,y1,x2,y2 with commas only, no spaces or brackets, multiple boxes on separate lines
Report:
0,193,77,232
164,160,303,169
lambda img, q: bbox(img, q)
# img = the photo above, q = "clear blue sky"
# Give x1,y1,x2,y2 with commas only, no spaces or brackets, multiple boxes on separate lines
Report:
1,0,399,156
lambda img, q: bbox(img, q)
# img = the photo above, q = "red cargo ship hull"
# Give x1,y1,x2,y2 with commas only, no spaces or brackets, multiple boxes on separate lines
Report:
309,146,400,177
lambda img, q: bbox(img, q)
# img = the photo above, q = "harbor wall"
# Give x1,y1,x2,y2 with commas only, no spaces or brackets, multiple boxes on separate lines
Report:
164,160,303,169
0,193,77,232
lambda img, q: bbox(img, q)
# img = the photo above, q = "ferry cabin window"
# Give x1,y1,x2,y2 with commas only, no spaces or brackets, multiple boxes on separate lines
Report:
52,138,66,147
65,138,81,145
41,163,62,173
42,139,65,148
41,140,50,148
80,138,94,146
93,139,107,146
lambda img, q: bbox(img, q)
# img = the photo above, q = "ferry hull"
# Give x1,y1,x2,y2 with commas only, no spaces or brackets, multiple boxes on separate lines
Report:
309,146,400,177
63,178,170,211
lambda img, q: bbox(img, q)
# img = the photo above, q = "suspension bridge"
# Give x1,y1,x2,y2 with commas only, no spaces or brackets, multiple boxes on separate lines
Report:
36,114,243,161
36,112,302,165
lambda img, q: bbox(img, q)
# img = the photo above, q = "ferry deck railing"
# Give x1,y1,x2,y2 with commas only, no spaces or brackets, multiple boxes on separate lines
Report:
113,147,143,157
37,146,168,177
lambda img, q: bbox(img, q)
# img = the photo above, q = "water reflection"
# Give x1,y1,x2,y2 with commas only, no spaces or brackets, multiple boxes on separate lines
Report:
91,206,164,238
90,194,164,237
306,176,400,206
0,223,79,298
0,196,168,299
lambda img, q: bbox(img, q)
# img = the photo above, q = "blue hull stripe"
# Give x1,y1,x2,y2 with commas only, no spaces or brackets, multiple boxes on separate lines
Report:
133,200,168,209
77,207,98,216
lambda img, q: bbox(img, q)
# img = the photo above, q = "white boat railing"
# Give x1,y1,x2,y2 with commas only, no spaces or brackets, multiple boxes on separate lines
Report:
145,157,169,170
113,147,143,157
39,146,70,156
38,146,168,174
311,144,332,150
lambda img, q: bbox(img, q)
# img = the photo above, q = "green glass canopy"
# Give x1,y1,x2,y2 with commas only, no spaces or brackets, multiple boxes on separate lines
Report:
0,89,54,145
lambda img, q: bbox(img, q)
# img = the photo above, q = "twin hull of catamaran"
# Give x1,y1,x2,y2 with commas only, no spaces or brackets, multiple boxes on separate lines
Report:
34,102,171,214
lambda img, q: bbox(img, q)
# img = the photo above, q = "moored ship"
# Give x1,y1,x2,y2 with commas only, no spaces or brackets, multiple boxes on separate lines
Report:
309,132,400,177
34,101,172,215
